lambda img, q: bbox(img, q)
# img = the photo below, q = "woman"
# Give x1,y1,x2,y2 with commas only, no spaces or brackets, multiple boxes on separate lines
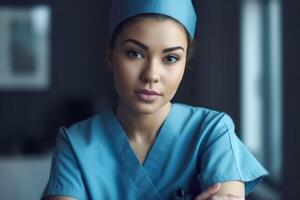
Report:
42,0,268,199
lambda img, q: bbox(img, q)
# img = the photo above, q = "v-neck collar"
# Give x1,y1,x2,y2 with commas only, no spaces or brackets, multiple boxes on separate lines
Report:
103,103,182,199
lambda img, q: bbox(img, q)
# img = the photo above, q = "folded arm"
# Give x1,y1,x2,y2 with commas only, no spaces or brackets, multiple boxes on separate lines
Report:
195,181,245,200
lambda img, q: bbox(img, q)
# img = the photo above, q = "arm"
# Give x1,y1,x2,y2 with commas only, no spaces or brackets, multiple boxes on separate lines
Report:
214,181,245,196
42,128,86,200
194,181,245,200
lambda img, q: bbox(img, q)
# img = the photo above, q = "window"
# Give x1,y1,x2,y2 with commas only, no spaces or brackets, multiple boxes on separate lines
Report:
240,0,282,195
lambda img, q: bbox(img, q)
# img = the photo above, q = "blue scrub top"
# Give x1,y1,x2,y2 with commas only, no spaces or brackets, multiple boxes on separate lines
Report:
42,103,268,200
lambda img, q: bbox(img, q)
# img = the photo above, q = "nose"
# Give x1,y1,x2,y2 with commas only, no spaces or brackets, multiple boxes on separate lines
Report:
140,58,160,83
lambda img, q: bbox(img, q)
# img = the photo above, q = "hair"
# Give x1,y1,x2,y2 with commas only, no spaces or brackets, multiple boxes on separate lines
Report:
107,13,196,70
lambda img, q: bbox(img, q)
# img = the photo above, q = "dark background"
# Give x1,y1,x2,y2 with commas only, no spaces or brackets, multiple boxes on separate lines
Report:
0,0,299,199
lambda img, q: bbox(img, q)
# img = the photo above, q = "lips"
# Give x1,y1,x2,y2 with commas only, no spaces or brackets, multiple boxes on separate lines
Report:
135,89,161,96
134,89,161,102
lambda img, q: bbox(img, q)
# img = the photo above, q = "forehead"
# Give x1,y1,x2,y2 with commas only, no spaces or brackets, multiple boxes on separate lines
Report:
116,17,188,48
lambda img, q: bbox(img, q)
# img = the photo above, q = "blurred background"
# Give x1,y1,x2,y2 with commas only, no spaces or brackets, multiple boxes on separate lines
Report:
0,0,299,199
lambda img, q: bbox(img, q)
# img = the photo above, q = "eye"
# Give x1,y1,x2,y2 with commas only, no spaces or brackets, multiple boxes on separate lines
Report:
164,55,179,64
126,50,144,59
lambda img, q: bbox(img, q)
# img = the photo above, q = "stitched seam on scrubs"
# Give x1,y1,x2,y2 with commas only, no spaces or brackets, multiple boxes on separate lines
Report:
62,127,88,199
198,112,228,159
46,188,84,200
224,119,243,180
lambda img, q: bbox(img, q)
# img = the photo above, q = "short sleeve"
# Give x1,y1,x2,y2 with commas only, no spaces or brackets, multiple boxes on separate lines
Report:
42,127,86,200
197,113,269,196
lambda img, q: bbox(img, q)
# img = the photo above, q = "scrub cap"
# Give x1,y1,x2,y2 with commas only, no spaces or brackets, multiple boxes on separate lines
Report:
108,0,197,39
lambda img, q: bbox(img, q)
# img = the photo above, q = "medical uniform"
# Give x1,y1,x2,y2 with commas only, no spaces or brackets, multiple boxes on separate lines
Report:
42,103,268,200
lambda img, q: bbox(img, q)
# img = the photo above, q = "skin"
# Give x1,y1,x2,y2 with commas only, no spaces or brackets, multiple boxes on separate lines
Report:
46,17,245,200
106,18,188,164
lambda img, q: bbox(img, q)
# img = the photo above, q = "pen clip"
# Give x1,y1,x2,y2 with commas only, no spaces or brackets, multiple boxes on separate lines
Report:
176,186,185,197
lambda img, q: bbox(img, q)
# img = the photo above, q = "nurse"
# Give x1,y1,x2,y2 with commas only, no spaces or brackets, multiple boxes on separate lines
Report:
42,0,268,200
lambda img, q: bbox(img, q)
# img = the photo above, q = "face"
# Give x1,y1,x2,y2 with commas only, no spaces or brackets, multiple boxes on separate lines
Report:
106,17,188,114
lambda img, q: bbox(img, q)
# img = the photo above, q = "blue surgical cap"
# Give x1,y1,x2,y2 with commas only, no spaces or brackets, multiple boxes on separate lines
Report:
108,0,197,39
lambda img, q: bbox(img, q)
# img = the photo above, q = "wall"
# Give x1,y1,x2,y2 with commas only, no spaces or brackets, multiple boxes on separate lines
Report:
0,0,241,155
282,0,300,198
0,0,113,154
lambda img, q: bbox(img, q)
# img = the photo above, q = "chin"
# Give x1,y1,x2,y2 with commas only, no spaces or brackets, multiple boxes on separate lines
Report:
128,100,166,115
132,103,160,114
118,93,171,115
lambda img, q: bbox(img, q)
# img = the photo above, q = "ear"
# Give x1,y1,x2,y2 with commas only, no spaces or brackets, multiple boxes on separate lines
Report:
105,48,114,71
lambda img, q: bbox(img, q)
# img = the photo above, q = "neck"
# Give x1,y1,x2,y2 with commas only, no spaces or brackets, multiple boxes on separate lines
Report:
116,101,172,143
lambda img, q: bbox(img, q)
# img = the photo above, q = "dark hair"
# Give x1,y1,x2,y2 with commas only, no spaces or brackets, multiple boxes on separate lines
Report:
107,13,196,69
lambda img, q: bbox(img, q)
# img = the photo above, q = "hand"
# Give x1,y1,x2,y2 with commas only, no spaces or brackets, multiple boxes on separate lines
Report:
194,183,244,200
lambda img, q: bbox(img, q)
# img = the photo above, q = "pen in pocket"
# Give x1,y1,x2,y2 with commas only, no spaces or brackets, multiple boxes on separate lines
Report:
174,186,192,200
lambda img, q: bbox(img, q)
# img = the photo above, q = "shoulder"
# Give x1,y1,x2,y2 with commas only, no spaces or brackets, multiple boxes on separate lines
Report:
173,103,234,129
59,109,113,144
172,103,236,146
174,102,221,116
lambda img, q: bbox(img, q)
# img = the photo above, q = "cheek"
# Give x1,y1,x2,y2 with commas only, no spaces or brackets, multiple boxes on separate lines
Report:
114,68,130,89
164,67,185,92
113,62,139,91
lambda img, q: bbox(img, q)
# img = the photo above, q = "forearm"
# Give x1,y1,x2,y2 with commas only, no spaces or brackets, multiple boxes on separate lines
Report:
194,181,245,200
215,181,245,197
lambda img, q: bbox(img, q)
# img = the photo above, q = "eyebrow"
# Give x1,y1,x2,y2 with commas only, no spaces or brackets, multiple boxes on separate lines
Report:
122,39,185,53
